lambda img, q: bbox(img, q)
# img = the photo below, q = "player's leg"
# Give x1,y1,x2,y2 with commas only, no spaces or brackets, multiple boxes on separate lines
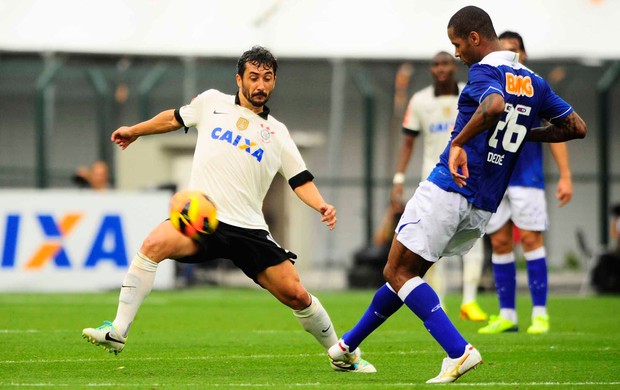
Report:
257,261,378,371
82,221,199,353
520,230,549,334
385,240,481,383
460,239,488,321
479,192,519,334
512,187,550,333
257,260,338,349
479,221,519,333
327,235,404,368
385,182,483,382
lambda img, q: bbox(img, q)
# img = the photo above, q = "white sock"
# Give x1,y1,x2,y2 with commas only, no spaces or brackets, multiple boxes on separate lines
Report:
293,294,338,350
499,308,517,323
462,240,484,305
113,252,158,337
532,306,548,319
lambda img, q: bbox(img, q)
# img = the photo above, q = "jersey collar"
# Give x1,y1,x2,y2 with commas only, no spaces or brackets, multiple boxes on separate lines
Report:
235,93,270,119
480,50,520,65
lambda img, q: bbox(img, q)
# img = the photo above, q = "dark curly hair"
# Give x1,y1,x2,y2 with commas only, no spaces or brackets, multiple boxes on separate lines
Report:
448,6,497,40
237,45,278,77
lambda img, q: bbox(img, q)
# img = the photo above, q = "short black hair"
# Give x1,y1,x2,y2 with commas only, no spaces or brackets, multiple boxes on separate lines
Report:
448,6,497,40
499,30,526,53
432,51,456,63
237,45,278,77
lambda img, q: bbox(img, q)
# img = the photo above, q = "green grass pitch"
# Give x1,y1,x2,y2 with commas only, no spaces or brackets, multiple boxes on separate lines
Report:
1,288,619,388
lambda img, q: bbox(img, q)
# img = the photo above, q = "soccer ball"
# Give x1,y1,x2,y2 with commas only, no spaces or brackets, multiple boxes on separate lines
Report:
169,190,218,239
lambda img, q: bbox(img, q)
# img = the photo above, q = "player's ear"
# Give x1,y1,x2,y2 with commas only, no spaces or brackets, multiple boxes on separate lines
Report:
236,73,242,88
469,31,481,46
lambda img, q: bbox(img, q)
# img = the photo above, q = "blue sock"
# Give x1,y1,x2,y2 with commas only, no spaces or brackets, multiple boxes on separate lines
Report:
525,251,548,307
492,255,517,310
400,277,467,359
342,283,403,351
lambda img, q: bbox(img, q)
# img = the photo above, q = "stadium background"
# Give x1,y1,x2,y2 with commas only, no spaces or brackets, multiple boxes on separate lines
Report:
0,0,618,290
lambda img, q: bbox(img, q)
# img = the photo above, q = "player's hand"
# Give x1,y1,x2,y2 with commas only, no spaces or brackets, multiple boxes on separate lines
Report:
390,184,404,208
319,204,337,230
556,175,573,207
111,126,138,150
448,143,469,188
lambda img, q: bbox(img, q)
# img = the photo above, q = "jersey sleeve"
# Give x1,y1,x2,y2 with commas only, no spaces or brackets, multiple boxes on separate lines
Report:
467,64,504,103
402,94,421,133
278,130,310,185
177,89,219,129
537,79,574,121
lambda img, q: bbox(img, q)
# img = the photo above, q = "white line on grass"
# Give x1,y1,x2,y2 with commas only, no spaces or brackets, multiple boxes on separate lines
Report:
1,382,619,387
1,346,617,365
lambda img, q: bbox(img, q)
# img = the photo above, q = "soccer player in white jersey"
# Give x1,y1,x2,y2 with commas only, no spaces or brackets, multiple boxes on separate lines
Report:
82,46,374,372
393,51,487,322
479,31,573,335
328,6,586,383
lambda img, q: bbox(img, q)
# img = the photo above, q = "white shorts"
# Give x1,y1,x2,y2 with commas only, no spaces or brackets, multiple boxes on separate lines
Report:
485,186,548,234
395,181,492,263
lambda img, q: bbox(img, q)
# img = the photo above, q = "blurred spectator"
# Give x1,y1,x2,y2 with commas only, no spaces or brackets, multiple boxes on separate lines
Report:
73,160,110,190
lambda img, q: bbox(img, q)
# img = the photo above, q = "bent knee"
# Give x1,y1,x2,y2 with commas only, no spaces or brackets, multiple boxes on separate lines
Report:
490,234,513,254
285,292,311,310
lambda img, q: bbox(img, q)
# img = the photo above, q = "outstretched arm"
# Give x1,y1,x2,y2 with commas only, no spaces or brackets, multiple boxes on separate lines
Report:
293,181,337,230
449,93,505,187
111,109,183,150
527,111,587,143
548,142,573,207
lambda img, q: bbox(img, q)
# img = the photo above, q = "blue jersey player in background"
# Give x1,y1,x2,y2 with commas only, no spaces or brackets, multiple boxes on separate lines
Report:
480,31,573,335
327,5,587,383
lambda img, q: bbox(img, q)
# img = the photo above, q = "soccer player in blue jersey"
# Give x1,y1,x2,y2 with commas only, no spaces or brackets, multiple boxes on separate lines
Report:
328,6,586,383
479,31,573,335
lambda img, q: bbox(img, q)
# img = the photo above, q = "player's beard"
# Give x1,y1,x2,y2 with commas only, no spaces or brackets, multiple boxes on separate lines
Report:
242,85,271,108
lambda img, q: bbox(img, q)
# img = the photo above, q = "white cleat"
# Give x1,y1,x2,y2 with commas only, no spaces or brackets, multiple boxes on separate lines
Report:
426,344,482,383
327,339,377,373
82,320,126,355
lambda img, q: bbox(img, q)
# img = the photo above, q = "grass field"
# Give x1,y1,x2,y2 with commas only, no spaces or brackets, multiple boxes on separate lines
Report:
1,288,619,389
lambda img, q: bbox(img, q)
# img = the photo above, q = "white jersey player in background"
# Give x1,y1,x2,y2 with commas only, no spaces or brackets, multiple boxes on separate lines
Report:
82,46,373,372
391,51,488,321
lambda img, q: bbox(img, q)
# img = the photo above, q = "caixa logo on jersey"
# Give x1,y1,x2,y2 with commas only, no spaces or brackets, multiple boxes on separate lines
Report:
1,212,128,270
211,127,265,162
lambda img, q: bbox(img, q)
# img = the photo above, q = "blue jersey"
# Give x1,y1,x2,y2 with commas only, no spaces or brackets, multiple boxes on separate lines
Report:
428,51,572,212
509,134,544,189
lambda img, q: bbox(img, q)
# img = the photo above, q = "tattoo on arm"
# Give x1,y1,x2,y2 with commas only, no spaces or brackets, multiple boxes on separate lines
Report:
527,112,586,142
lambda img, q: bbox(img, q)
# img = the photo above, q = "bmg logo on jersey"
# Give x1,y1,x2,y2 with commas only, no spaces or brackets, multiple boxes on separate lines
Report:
211,127,265,162
1,212,128,270
505,73,534,97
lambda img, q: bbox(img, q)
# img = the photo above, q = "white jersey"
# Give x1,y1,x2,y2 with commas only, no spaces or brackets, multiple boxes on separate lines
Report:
178,89,308,230
402,83,465,180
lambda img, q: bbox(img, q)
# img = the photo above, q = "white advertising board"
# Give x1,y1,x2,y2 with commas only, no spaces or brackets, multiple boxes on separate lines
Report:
0,190,175,292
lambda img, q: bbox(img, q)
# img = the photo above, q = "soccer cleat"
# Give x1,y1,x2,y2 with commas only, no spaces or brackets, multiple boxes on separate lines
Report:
478,315,518,334
527,314,550,334
426,344,482,383
327,339,377,373
460,301,488,322
82,320,126,355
